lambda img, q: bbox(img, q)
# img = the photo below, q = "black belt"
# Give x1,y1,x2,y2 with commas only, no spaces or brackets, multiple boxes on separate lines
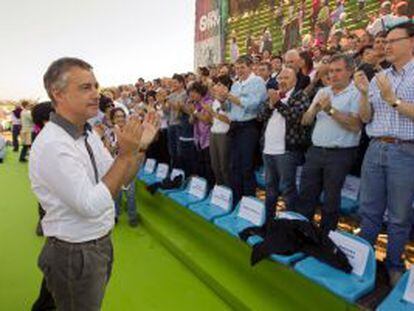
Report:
314,146,358,151
48,231,111,246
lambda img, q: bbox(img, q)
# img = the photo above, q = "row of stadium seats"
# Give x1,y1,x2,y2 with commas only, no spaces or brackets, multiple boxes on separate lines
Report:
136,159,414,309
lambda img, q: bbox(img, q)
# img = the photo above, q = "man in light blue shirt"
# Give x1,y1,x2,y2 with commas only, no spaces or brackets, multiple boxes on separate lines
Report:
217,55,267,204
296,54,362,234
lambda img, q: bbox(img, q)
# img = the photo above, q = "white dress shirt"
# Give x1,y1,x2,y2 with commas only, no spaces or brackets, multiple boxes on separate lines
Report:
29,113,115,243
263,88,293,155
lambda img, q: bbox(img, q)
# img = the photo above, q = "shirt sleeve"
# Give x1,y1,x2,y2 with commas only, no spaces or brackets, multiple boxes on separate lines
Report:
38,140,114,218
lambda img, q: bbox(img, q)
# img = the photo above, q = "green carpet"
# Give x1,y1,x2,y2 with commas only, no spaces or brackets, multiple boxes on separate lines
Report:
0,148,230,310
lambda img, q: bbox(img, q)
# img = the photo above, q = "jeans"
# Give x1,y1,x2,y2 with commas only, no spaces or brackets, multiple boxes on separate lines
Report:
359,140,414,271
228,120,259,205
295,146,357,235
167,125,180,168
115,181,137,221
263,151,304,221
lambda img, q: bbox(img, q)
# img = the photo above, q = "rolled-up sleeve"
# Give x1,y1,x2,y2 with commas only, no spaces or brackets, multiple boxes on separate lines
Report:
38,141,114,218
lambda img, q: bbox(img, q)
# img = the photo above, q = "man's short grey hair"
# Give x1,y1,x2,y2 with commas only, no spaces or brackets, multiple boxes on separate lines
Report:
43,57,93,104
329,53,355,71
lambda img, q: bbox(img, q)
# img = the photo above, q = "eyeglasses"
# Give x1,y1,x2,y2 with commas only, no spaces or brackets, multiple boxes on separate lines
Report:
384,37,410,45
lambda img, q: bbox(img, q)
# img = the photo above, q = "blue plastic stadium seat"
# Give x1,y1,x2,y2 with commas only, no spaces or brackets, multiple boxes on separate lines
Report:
214,196,265,237
377,271,414,311
246,211,307,265
137,158,157,180
294,231,376,303
319,175,360,216
255,167,265,189
158,169,185,195
168,176,207,207
188,185,233,221
141,163,169,185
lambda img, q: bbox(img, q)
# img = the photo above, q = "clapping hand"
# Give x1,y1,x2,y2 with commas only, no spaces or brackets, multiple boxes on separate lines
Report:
140,111,161,151
268,89,281,108
375,72,396,106
318,94,332,113
354,71,370,95
114,114,144,158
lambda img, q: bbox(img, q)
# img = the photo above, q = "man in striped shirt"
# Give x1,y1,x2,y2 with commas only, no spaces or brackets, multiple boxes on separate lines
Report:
355,21,414,286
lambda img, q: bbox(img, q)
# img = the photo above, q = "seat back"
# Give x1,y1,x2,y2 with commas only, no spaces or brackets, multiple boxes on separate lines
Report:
236,196,265,226
341,175,360,202
155,163,169,180
170,168,185,181
328,231,375,281
143,158,157,174
210,185,233,212
187,176,208,199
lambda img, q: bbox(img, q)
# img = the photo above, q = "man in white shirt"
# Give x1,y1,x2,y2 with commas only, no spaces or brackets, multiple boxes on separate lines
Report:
258,67,311,220
29,57,159,310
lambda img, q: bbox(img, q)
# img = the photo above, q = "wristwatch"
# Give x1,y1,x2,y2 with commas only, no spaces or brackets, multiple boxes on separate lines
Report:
327,107,336,116
392,99,402,108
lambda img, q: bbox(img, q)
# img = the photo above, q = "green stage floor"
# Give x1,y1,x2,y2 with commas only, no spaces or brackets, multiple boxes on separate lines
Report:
0,148,231,310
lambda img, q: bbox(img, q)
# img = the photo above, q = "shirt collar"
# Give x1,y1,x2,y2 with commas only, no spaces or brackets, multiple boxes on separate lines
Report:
241,73,255,85
329,81,354,96
50,112,91,140
390,58,414,76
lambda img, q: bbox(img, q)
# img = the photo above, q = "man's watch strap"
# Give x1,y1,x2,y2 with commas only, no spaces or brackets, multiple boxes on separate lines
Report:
392,99,402,108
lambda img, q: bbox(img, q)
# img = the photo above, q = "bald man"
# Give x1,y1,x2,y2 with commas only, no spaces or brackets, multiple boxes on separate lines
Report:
258,67,311,220
284,49,311,93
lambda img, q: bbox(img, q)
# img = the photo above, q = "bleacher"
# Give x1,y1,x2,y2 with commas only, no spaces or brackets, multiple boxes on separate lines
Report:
224,0,381,60
135,158,414,309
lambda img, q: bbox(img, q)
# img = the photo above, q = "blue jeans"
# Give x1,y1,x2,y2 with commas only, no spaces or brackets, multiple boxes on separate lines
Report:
115,181,137,220
263,151,304,221
359,140,414,271
295,146,357,235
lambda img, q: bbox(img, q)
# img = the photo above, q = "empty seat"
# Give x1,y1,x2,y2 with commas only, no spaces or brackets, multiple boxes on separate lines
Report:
246,211,307,266
137,158,157,180
141,163,169,185
188,185,233,221
294,231,376,303
214,196,265,237
168,176,208,207
377,270,414,311
339,175,360,215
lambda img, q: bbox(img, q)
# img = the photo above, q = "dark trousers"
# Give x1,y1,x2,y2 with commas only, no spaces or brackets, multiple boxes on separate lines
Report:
12,125,21,151
31,278,55,311
167,125,180,168
197,146,215,188
229,120,259,205
19,144,30,161
263,151,304,221
35,235,113,311
295,146,357,235
178,140,197,178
